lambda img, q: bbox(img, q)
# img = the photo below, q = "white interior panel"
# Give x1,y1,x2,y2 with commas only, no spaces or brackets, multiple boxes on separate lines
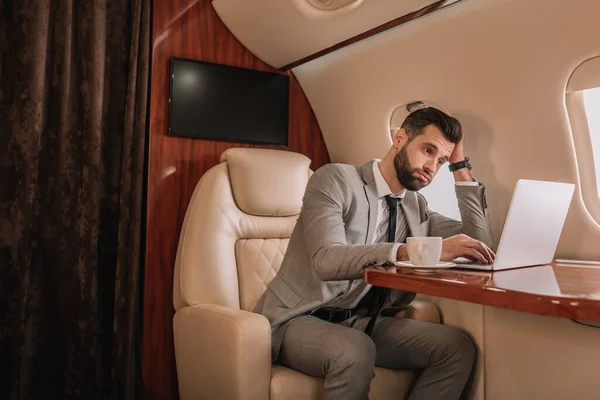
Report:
293,0,600,260
212,0,439,68
484,307,600,400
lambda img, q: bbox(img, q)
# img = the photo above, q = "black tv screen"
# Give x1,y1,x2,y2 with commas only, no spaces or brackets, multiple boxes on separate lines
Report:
168,57,290,146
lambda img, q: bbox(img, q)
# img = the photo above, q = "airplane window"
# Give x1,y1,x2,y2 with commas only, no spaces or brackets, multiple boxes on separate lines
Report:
582,87,600,197
565,56,600,223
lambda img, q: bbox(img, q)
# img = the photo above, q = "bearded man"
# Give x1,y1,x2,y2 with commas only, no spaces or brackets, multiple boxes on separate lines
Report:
254,107,494,400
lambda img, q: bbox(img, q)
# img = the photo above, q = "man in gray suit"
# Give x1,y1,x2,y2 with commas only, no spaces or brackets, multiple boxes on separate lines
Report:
254,108,494,399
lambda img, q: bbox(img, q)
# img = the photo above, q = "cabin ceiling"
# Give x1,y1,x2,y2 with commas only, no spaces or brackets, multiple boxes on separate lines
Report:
212,0,444,69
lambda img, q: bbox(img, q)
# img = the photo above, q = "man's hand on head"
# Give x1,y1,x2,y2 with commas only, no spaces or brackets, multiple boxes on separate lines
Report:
449,134,475,182
450,135,465,164
440,234,495,264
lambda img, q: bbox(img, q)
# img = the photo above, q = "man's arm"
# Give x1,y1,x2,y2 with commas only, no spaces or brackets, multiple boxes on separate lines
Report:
427,133,494,247
426,184,493,248
302,165,395,281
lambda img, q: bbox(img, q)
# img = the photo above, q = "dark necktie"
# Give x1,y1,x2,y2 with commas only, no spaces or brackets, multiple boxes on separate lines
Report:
384,195,399,243
364,195,401,336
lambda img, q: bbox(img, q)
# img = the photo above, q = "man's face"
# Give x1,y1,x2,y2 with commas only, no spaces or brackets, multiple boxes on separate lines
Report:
394,124,455,191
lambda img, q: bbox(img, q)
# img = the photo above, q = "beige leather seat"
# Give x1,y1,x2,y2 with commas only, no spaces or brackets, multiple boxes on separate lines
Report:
173,147,441,400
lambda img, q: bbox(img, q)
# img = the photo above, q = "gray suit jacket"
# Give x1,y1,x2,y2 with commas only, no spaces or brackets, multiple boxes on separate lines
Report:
254,160,492,361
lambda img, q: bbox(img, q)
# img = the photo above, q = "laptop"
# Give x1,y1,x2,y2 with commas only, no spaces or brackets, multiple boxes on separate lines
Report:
454,179,575,271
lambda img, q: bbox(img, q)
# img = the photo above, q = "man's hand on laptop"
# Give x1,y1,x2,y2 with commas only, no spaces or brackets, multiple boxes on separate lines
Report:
441,234,495,264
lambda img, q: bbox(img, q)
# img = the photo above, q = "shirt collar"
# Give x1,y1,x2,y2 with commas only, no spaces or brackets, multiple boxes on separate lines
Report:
372,159,406,199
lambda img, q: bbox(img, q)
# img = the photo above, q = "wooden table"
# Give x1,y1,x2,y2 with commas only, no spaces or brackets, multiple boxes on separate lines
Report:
364,261,600,321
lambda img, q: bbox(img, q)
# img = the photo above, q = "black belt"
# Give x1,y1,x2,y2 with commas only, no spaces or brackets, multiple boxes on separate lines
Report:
309,307,353,322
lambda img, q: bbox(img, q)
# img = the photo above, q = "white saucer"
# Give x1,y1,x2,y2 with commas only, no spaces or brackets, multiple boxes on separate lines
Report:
394,261,456,274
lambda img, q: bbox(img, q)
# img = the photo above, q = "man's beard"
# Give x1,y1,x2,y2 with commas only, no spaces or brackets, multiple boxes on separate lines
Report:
394,146,431,191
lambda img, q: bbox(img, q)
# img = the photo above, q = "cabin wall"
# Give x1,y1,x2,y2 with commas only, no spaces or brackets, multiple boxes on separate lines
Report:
293,0,600,260
143,1,330,398
419,295,600,400
484,307,600,400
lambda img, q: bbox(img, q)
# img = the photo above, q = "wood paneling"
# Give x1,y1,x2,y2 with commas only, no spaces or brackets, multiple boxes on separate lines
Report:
281,0,463,70
365,262,600,321
143,1,330,398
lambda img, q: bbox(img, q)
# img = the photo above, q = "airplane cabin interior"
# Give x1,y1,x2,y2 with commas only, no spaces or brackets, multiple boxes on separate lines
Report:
1,0,599,399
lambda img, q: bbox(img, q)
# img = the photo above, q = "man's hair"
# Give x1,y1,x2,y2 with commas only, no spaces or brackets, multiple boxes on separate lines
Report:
400,107,462,144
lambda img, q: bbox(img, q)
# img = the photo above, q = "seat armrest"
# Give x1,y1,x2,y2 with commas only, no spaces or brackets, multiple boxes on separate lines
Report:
395,300,441,324
173,304,271,400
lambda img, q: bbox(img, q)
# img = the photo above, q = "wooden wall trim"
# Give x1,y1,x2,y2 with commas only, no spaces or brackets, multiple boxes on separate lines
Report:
281,0,463,71
142,1,330,399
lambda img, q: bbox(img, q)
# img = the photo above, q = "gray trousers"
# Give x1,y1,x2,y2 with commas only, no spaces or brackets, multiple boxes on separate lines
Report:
278,315,476,400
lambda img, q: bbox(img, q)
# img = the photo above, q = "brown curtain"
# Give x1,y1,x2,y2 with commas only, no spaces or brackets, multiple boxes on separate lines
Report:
0,0,150,399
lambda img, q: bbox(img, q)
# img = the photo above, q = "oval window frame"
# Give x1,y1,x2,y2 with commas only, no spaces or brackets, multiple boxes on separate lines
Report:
565,56,600,225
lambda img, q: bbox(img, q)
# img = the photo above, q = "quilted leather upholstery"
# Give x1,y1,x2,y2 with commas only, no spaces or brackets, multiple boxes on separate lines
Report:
236,238,290,311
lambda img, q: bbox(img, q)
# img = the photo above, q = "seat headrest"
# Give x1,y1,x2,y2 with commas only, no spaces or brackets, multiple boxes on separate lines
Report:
220,148,312,217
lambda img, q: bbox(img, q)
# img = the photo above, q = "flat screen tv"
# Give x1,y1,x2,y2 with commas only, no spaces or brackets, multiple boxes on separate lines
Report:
168,57,290,146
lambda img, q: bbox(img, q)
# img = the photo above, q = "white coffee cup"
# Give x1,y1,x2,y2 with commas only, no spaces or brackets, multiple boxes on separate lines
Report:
406,237,443,266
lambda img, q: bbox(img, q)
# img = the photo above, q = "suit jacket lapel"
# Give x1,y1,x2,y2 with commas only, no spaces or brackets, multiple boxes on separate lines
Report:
401,191,428,237
360,161,379,245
